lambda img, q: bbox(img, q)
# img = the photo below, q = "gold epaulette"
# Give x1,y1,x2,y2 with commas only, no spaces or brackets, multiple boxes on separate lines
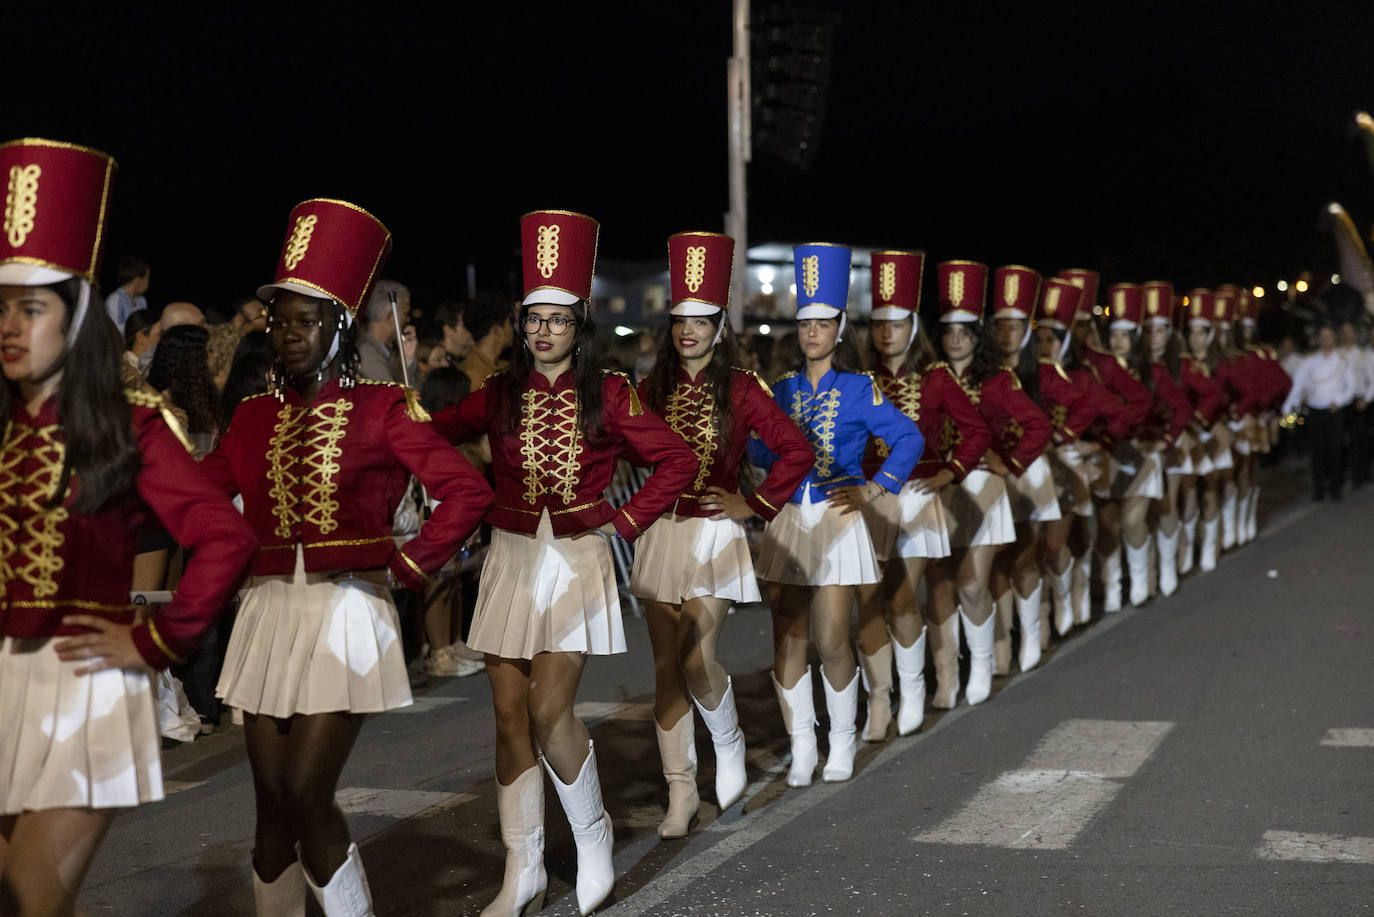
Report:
773,370,800,384
1004,368,1024,390
861,370,883,406
735,367,773,398
124,388,193,453
480,369,508,390
602,369,643,416
356,378,430,422
1039,358,1071,382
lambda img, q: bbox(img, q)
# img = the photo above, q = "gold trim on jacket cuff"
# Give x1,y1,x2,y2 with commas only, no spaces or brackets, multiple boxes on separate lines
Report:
147,619,185,665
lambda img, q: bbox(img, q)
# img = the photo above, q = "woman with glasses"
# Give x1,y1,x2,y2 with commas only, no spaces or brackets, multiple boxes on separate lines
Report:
433,210,697,916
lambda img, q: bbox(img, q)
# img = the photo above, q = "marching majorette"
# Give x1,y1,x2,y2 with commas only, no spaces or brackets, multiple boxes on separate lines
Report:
860,250,990,738
986,264,1059,673
1029,277,1104,637
926,260,1050,707
202,198,493,916
1234,289,1290,541
1095,282,1165,608
0,138,256,913
750,243,923,784
1140,281,1194,597
630,231,813,837
1212,285,1257,552
1180,288,1233,572
431,209,698,916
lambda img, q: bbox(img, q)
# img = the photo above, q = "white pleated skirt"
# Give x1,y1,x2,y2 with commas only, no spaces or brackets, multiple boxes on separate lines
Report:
861,481,951,561
470,511,625,658
1200,428,1234,472
756,487,882,586
1107,443,1165,500
1048,444,1095,517
941,470,1016,548
217,548,413,718
1228,418,1253,456
630,513,761,605
1167,432,1196,476
1007,455,1063,523
0,636,162,813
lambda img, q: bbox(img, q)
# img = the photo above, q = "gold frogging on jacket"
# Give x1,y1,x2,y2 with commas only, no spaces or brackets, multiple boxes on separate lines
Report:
790,387,841,479
4,163,41,248
802,255,820,298
264,399,353,539
665,381,719,493
873,373,921,459
282,214,318,271
0,421,68,599
536,224,561,279
684,246,707,293
518,388,583,505
878,261,896,302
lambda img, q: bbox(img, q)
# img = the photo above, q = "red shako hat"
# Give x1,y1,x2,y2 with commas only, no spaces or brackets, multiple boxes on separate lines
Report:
1107,282,1143,328
991,264,1041,320
1035,277,1083,329
521,209,599,307
0,138,116,286
937,260,988,322
668,231,733,316
1142,281,1174,326
1187,288,1215,325
870,250,925,321
1058,268,1100,322
1213,285,1239,325
259,198,392,318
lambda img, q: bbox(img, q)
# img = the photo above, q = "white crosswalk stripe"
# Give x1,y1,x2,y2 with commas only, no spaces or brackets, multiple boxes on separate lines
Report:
1319,728,1374,747
336,787,475,819
913,719,1175,850
1257,831,1374,865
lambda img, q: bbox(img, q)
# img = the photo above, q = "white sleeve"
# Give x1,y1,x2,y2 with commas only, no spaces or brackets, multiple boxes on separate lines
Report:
1280,358,1307,416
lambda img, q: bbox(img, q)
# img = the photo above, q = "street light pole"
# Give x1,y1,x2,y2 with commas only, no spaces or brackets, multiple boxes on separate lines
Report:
726,0,750,333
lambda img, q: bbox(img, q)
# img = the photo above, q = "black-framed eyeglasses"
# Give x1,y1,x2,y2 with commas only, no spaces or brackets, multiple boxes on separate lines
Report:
523,314,577,335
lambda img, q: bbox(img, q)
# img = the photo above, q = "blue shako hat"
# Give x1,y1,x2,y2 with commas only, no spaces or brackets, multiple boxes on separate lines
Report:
793,243,851,320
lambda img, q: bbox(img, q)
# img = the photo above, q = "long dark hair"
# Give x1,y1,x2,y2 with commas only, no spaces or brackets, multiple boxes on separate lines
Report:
221,330,272,422
934,319,1003,388
863,315,939,377
987,317,1041,404
0,279,141,512
1110,326,1151,387
495,303,607,441
148,325,221,434
789,316,865,375
1149,326,1182,381
123,309,158,351
645,313,739,456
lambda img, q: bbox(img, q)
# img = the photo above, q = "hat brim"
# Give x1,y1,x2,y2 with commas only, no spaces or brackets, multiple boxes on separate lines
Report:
870,306,914,321
796,304,843,321
522,289,582,307
0,264,75,286
258,281,355,323
671,302,724,317
939,310,981,323
1108,320,1140,331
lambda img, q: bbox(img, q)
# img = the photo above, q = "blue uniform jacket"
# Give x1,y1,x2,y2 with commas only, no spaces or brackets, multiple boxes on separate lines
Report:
748,368,923,503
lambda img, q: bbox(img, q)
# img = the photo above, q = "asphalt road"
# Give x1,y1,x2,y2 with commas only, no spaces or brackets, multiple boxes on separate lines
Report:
82,468,1374,916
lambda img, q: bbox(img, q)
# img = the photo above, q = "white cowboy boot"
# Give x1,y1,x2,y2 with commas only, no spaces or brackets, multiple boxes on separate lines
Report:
1014,584,1043,672
960,604,996,705
1101,548,1123,613
544,743,614,915
992,590,1014,676
253,861,305,917
857,642,893,742
928,616,961,709
1156,526,1179,597
1071,554,1093,625
772,668,818,787
1048,562,1074,636
820,667,860,782
1178,513,1197,576
654,712,699,838
481,767,547,917
1126,540,1151,607
692,678,747,810
1199,516,1220,573
304,844,373,917
891,631,927,735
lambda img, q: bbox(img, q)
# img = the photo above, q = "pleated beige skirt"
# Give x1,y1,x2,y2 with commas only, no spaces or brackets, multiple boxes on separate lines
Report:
0,636,162,813
1109,443,1165,500
942,469,1016,548
861,481,951,562
1167,432,1197,476
470,511,625,658
755,487,882,586
1048,444,1095,517
630,513,761,604
217,548,413,717
1007,455,1064,523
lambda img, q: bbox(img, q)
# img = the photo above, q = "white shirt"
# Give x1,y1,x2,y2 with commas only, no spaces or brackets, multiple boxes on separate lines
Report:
1282,350,1357,414
1342,345,1374,402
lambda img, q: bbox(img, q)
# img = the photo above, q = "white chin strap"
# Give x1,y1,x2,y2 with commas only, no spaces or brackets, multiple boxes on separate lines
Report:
712,312,727,346
1057,327,1073,361
837,312,848,342
65,280,91,348
320,305,353,370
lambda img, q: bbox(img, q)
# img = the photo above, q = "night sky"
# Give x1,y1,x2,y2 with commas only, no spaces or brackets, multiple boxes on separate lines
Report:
7,2,1374,315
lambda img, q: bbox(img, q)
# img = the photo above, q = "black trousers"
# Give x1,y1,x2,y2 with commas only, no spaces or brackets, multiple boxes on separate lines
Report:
1309,407,1345,497
1346,405,1370,486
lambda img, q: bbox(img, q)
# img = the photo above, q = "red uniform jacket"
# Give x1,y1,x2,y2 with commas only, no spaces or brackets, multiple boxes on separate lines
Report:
1143,361,1193,447
1179,355,1229,427
1216,354,1262,419
200,379,491,592
1246,345,1292,410
954,367,1052,476
638,368,813,520
1037,359,1098,446
1068,366,1133,444
431,370,698,541
0,391,256,669
864,362,990,482
1082,348,1153,435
